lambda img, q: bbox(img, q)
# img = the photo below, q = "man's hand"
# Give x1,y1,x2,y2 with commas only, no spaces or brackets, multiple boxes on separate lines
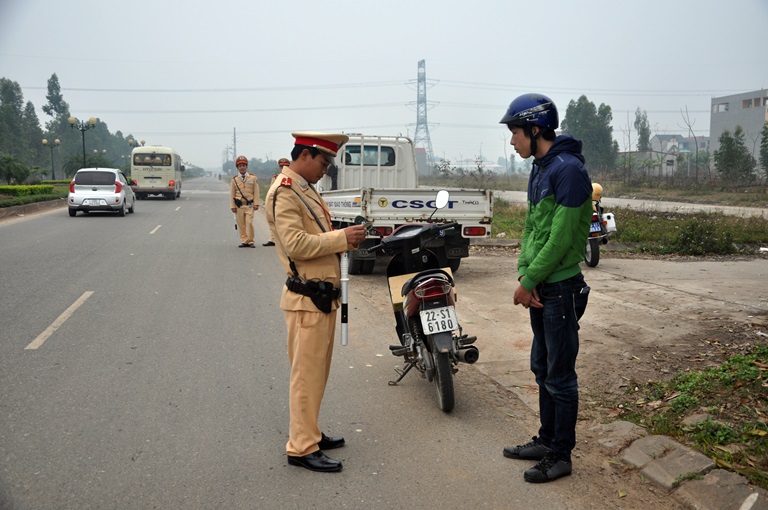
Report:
230,207,237,213
343,224,367,246
253,205,259,211
513,283,542,309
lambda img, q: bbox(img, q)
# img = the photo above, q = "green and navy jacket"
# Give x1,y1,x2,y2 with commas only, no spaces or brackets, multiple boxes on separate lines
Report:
518,135,593,291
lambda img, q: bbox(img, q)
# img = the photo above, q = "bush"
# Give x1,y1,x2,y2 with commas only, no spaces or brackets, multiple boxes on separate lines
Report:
0,185,55,197
668,218,736,255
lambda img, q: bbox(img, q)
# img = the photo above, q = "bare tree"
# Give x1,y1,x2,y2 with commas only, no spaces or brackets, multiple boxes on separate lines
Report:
679,106,703,185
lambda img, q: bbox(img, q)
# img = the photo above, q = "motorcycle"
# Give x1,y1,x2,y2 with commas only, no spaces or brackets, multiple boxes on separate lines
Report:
366,190,478,412
584,183,617,268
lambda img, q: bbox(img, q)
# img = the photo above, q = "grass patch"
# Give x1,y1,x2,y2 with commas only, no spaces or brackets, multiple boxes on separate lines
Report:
619,342,768,490
491,198,768,255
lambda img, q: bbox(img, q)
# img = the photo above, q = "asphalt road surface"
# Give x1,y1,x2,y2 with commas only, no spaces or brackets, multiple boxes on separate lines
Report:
0,177,582,510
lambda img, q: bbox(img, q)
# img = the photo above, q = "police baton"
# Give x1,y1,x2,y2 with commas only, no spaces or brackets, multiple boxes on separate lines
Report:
233,212,238,230
340,251,349,346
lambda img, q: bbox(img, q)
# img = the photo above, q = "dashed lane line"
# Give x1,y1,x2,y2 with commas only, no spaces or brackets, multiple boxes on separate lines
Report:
25,291,94,350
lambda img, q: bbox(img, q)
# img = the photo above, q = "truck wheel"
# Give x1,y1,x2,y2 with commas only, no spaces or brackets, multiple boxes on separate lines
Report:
349,251,364,275
360,259,375,274
448,259,461,273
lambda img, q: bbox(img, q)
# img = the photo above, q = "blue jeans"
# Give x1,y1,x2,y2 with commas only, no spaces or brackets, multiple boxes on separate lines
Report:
529,274,589,462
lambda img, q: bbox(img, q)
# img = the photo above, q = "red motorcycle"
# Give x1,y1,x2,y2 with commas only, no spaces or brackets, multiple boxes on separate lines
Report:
367,190,478,412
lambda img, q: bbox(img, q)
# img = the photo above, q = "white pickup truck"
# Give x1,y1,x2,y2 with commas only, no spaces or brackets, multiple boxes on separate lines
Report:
316,135,492,274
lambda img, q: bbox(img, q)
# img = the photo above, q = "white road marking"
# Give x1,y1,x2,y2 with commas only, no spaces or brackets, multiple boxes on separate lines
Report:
25,291,94,350
150,225,162,234
175,206,181,211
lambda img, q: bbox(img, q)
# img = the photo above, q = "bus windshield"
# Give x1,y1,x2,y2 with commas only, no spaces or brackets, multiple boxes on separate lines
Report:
133,153,172,166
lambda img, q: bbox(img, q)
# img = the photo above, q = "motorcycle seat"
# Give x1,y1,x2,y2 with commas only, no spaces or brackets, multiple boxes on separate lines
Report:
401,269,454,297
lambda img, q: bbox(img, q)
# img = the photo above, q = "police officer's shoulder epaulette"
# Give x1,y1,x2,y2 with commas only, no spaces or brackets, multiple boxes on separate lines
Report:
280,177,292,187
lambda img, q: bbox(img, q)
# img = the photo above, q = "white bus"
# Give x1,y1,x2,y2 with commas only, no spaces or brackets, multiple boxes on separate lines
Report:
130,146,184,200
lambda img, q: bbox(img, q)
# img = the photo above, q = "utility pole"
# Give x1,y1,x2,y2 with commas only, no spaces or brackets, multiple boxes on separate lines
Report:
233,128,237,158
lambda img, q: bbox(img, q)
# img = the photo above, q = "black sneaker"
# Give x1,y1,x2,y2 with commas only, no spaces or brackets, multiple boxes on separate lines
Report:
503,436,551,460
523,451,572,483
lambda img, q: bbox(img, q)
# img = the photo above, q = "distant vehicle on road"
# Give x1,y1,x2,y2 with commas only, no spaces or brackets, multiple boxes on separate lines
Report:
130,146,184,200
68,168,136,217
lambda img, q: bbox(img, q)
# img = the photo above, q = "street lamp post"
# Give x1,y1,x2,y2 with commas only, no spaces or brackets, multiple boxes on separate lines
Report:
42,138,60,180
68,116,98,168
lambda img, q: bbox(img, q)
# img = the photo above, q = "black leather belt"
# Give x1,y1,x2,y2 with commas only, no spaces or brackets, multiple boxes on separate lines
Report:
285,277,340,299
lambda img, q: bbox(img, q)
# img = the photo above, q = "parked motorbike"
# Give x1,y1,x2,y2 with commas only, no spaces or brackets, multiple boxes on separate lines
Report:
585,183,617,268
366,190,478,412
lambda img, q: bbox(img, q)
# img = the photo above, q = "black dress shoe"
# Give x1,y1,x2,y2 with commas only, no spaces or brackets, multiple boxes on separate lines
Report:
287,451,342,472
262,241,275,246
318,433,345,450
238,243,248,247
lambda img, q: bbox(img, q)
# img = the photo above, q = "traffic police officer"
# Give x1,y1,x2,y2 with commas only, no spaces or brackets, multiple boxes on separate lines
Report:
266,132,366,473
230,155,260,247
263,158,290,246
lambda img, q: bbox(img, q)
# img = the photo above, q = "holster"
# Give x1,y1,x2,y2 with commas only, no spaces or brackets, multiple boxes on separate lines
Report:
285,277,340,314
233,198,243,207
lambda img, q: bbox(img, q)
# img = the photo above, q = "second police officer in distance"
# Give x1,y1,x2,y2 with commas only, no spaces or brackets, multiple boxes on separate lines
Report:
230,155,260,247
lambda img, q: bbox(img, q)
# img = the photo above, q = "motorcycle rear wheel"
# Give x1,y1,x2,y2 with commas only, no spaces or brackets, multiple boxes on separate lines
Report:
433,352,455,412
584,238,600,267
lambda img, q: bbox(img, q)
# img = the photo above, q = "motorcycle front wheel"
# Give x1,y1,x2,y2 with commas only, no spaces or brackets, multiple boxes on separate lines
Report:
584,238,600,267
433,352,455,412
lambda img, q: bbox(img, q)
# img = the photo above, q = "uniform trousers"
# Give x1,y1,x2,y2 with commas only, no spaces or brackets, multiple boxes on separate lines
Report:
235,205,254,244
284,308,337,457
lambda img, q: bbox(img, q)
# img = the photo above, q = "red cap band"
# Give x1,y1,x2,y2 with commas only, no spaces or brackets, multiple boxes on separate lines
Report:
294,136,338,154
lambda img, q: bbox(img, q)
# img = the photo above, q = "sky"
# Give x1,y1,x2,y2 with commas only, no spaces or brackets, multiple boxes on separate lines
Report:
1,0,766,171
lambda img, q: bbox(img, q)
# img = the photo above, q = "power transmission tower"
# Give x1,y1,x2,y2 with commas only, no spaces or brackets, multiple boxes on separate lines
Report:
413,59,435,173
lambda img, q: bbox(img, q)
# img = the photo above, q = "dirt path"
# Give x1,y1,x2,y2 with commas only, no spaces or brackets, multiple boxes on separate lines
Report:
354,247,768,508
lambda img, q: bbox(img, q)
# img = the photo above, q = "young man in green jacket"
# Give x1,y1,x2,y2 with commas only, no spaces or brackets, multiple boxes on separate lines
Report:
500,93,593,483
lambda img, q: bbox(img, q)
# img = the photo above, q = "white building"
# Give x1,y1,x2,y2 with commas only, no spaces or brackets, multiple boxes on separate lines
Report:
710,89,768,159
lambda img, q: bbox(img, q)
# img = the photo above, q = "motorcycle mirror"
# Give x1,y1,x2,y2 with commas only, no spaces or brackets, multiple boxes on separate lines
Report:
353,215,368,225
434,189,450,209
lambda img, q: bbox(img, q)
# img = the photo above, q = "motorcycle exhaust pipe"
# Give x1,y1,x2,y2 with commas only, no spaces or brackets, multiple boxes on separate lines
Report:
456,346,479,364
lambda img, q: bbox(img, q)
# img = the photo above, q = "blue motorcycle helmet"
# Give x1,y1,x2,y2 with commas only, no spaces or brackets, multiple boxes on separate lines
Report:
499,93,559,129
500,93,559,157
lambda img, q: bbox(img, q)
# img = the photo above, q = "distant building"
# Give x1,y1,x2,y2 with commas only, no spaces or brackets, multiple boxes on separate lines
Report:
650,134,709,154
710,89,768,158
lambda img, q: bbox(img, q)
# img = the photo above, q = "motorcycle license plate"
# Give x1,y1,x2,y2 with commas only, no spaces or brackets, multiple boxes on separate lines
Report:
589,221,601,233
420,306,458,334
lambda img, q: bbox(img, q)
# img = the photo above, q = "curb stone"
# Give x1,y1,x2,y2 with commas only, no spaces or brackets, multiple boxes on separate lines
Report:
609,432,766,509
0,199,67,221
675,469,768,510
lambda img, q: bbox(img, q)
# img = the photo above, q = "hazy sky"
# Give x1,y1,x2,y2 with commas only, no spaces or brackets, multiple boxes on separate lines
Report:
1,0,766,170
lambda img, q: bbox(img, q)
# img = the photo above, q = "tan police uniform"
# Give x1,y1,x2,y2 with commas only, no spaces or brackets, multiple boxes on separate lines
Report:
230,172,260,245
264,160,288,246
266,165,352,458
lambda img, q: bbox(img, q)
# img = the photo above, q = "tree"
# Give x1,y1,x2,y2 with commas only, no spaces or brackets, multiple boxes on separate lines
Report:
713,126,756,185
0,78,26,159
633,108,651,151
62,153,113,177
680,106,704,183
0,153,30,184
561,95,618,174
759,122,768,182
435,158,453,178
42,73,70,131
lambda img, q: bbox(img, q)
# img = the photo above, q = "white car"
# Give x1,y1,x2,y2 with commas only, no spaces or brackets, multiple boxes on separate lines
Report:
68,168,136,217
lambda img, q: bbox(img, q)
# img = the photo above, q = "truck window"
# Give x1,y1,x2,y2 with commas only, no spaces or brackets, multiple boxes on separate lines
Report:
345,146,395,167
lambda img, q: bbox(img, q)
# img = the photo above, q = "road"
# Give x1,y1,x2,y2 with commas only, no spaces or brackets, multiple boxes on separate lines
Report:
495,190,768,218
0,177,584,510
